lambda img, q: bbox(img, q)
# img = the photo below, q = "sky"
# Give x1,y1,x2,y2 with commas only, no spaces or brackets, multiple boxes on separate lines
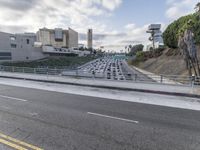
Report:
0,0,198,51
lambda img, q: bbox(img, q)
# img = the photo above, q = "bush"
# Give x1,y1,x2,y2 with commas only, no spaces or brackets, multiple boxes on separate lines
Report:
2,56,97,68
136,51,145,60
128,44,144,56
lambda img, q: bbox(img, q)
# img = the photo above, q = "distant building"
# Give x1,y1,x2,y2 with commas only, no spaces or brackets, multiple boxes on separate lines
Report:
36,27,83,56
36,27,78,48
0,31,46,61
87,29,93,49
0,27,90,62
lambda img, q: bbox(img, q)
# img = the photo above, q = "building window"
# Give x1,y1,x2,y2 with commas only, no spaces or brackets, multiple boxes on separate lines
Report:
0,52,11,56
26,39,30,44
11,44,17,48
0,57,12,60
10,36,16,41
0,52,12,60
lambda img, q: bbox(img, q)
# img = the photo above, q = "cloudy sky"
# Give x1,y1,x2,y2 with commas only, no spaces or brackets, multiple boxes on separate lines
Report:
0,0,198,51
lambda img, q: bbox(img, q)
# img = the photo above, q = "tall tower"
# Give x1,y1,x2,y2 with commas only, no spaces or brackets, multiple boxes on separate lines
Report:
87,29,93,49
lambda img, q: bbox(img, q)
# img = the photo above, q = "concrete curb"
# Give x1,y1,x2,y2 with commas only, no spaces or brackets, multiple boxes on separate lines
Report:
0,75,199,99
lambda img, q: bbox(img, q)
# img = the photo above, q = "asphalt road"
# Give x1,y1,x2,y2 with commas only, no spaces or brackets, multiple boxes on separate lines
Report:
0,84,200,150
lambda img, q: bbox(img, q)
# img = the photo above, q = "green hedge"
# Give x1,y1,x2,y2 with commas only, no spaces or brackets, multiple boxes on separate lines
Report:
2,56,97,68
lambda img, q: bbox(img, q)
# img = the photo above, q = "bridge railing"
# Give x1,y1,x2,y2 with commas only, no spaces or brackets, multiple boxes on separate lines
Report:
0,65,199,86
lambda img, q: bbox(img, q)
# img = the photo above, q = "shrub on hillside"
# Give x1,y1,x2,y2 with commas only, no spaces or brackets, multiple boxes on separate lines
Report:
136,51,145,61
128,44,144,56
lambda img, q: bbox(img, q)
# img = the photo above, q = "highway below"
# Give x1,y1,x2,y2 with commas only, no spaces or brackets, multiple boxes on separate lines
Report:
0,84,200,150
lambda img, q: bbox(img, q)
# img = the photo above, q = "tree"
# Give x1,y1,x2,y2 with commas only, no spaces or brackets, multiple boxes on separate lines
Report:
128,44,144,56
195,2,200,12
163,12,200,48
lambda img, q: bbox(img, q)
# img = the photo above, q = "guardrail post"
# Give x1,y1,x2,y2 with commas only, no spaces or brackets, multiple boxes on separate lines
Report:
12,66,14,72
92,71,95,79
1,66,4,72
34,68,36,74
134,74,137,81
160,75,163,83
191,75,195,87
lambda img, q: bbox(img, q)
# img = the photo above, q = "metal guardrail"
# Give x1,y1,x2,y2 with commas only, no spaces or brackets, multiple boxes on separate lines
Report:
0,66,105,79
0,66,199,86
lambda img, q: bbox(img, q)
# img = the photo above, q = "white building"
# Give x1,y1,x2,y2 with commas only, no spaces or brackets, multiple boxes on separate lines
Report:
0,27,90,62
0,31,47,61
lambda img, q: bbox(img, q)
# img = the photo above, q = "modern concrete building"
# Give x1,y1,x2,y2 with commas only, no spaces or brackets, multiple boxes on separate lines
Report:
36,27,78,48
87,29,93,49
0,31,46,61
0,27,92,62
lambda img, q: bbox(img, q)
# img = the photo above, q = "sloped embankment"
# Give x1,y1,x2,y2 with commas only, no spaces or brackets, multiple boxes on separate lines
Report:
135,47,200,76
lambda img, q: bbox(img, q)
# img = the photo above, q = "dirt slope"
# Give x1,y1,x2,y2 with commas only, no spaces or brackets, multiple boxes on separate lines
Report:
135,47,200,76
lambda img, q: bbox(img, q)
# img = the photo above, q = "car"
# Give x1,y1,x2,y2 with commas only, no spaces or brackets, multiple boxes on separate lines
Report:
107,76,111,79
120,77,124,80
114,77,118,80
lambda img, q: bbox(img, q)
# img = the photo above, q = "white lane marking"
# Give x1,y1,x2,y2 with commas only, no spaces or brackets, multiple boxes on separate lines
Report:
87,112,139,124
0,95,27,102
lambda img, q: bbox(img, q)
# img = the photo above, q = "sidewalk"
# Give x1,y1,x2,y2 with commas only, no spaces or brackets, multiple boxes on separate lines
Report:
130,65,182,84
0,71,199,98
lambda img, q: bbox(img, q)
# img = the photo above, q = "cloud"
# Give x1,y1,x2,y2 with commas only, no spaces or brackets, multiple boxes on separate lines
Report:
125,23,136,30
89,23,153,51
0,0,171,52
101,0,122,11
0,25,30,33
97,22,167,52
0,0,36,11
166,0,198,20
0,0,122,34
